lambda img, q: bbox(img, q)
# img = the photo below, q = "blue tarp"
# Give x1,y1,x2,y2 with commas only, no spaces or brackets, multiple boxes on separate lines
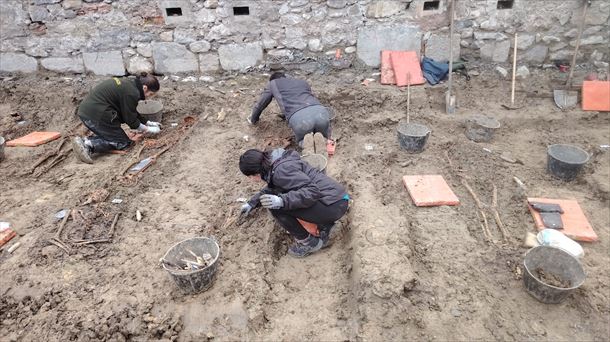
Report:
421,57,449,85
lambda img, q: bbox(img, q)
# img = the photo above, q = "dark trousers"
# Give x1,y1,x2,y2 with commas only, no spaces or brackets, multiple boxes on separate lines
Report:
270,199,348,240
80,117,133,154
288,105,331,145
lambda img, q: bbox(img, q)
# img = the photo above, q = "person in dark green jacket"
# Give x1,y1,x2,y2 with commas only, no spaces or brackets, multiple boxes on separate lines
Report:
72,72,161,164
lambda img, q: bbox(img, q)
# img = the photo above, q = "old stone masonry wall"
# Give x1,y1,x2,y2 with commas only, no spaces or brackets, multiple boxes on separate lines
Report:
0,0,608,75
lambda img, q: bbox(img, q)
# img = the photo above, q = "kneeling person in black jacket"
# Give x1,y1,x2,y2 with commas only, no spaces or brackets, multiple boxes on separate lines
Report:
239,148,349,258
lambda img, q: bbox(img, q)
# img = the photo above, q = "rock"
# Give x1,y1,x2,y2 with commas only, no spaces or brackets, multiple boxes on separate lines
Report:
480,40,511,62
582,26,602,36
194,8,216,23
345,46,356,54
571,35,604,46
327,0,347,9
564,28,579,38
283,27,307,50
173,28,198,44
31,0,60,4
0,53,38,73
290,0,308,7
199,53,220,72
322,22,346,46
591,50,604,61
199,76,215,82
425,33,461,62
281,13,303,25
308,38,323,52
267,49,293,59
516,65,530,79
594,61,609,69
86,28,131,51
62,0,82,9
83,51,125,76
126,56,153,74
137,43,153,57
206,23,232,41
469,70,480,76
517,34,534,51
41,57,84,73
366,1,403,18
450,308,462,317
521,45,548,64
541,36,560,44
357,25,422,67
474,31,507,41
204,0,218,8
217,42,263,71
495,66,508,78
28,5,51,22
460,28,473,39
189,40,211,53
160,31,173,42
549,42,567,52
152,42,199,74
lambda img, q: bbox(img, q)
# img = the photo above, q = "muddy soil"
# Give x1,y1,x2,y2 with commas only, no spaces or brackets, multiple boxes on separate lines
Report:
1,68,609,341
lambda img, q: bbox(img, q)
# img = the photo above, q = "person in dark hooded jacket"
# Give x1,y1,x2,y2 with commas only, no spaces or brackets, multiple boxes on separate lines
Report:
71,72,162,164
248,72,332,148
239,148,349,258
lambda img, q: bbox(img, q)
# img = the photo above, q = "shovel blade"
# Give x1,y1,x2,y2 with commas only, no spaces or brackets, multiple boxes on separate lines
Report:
445,91,456,114
553,89,578,109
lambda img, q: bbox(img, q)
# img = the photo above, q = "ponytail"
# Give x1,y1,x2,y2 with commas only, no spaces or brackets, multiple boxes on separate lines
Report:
138,72,160,92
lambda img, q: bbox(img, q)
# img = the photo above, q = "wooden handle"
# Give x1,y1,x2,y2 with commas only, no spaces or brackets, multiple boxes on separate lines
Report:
511,32,518,105
567,0,589,87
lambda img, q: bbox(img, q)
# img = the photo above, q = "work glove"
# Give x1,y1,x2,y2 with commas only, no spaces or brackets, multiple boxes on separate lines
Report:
146,120,161,128
246,116,255,125
146,126,161,135
240,203,253,216
260,194,283,209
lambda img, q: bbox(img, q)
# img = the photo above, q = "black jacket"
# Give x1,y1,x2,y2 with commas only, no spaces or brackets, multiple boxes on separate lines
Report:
248,149,347,210
250,77,322,123
78,78,146,129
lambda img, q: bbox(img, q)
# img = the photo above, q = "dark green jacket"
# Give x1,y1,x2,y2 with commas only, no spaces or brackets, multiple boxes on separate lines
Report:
78,77,146,129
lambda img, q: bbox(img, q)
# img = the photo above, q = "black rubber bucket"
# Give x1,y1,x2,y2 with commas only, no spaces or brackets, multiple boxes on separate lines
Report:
547,144,589,181
465,115,501,142
523,246,585,304
397,121,430,153
137,100,163,123
162,237,220,295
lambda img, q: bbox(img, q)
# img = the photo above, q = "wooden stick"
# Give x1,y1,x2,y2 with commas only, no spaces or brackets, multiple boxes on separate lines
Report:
74,239,111,246
511,32,518,106
407,72,411,124
107,213,120,238
48,238,70,254
566,0,589,87
491,184,510,239
55,209,71,240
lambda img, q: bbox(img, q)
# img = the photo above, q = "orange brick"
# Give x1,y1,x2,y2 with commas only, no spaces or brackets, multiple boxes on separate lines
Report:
6,131,61,147
403,175,460,207
390,51,426,87
0,229,16,248
582,81,610,111
380,50,397,85
527,198,597,242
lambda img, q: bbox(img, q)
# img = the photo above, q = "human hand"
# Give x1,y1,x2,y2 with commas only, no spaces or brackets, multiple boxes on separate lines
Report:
146,120,161,127
240,203,253,216
260,194,283,209
146,126,160,135
246,116,255,125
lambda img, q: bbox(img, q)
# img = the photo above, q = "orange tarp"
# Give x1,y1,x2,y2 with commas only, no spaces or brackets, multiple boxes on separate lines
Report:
6,132,61,147
582,81,610,111
527,198,597,242
403,175,460,207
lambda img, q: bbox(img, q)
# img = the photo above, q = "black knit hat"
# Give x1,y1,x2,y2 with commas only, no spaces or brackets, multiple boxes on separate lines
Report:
239,149,264,176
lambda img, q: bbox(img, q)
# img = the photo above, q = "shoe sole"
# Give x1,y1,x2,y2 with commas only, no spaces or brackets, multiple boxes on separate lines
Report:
313,132,328,158
302,133,315,155
287,239,324,258
71,137,93,164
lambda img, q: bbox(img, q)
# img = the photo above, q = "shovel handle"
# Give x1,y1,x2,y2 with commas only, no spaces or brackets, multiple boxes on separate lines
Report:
511,32,518,106
567,0,589,87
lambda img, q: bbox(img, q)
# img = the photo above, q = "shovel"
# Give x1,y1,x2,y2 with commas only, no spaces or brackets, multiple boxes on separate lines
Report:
445,0,456,114
554,0,589,109
502,32,525,110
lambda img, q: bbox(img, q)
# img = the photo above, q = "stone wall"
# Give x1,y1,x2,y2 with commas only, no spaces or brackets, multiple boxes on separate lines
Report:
0,0,608,75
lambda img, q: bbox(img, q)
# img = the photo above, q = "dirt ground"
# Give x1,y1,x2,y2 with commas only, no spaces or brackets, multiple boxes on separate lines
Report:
0,66,609,341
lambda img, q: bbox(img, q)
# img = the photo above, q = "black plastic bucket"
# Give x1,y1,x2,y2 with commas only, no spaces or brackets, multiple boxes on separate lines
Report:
547,144,589,181
137,100,163,123
397,121,430,153
465,115,501,142
523,246,585,304
162,237,220,295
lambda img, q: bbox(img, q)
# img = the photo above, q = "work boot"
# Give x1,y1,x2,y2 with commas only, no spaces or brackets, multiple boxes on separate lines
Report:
313,132,328,158
71,136,93,164
288,235,323,258
302,132,315,155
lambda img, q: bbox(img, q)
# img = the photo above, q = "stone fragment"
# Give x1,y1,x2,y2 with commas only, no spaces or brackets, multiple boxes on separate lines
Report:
480,40,511,63
518,34,535,50
152,42,199,74
356,25,422,67
28,5,51,22
173,28,198,44
327,0,347,9
41,56,84,73
495,66,508,78
204,0,218,8
474,31,507,41
521,45,548,64
217,42,263,71
267,49,293,59
425,33,460,62
583,26,602,36
137,43,153,57
83,51,125,76
541,36,560,44
308,39,323,52
571,35,604,46
460,28,473,39
189,40,211,53
160,31,173,42
199,53,220,72
290,0,308,7
516,65,530,79
195,8,216,23
62,0,82,9
31,0,60,4
126,56,153,74
345,46,356,54
0,53,38,73
366,1,403,18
